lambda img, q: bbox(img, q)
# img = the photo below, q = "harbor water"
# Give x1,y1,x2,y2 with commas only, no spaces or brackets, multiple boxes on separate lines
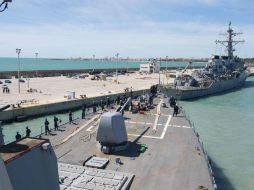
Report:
1,108,96,143
0,57,205,71
181,76,254,190
0,75,253,189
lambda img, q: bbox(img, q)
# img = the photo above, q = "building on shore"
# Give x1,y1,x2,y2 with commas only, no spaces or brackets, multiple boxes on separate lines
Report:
139,60,160,73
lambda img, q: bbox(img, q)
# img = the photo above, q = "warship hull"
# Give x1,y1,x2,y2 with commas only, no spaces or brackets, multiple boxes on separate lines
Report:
161,72,247,100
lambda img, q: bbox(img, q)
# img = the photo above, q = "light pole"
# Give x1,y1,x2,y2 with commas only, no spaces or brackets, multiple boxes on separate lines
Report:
126,56,129,73
166,56,168,72
35,53,38,77
27,78,30,88
159,57,161,85
16,48,21,94
166,56,169,84
92,54,95,72
115,53,119,82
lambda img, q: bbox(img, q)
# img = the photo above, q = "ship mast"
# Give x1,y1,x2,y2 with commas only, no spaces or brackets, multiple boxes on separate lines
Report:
215,22,244,59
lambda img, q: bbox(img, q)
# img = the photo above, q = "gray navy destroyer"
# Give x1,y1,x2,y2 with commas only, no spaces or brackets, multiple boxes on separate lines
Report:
0,88,217,190
161,23,247,100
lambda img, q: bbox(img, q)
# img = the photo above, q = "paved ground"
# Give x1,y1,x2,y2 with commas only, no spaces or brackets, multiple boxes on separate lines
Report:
0,72,172,107
40,96,214,190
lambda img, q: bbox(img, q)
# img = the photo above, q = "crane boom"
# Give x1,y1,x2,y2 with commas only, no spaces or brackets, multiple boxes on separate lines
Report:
182,62,192,74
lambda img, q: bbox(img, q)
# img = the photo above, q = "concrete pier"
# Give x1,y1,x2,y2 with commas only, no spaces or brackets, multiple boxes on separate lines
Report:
0,89,149,122
0,72,166,121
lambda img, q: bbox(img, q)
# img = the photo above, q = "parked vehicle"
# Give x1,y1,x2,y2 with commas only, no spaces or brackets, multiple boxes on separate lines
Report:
19,79,25,83
4,80,12,83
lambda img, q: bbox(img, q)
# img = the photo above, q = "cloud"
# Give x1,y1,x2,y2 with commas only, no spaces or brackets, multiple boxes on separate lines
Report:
0,0,253,58
0,20,253,58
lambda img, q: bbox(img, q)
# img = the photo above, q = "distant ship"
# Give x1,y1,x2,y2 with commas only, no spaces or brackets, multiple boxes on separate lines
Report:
161,22,247,100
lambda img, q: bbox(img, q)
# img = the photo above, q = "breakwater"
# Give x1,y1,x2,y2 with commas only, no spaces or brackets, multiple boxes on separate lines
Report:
0,68,136,78
0,57,205,78
0,65,205,78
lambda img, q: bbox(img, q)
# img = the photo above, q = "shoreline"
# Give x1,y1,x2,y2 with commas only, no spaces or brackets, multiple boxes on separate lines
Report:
0,66,204,78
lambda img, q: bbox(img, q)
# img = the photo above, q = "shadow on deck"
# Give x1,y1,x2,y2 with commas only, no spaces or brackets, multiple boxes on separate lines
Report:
110,127,150,158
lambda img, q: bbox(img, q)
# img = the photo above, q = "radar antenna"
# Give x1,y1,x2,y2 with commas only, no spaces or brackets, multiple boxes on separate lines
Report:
215,22,244,59
0,0,12,12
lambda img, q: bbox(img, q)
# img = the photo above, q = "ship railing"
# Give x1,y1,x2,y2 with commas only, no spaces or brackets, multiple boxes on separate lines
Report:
175,81,214,90
180,107,218,190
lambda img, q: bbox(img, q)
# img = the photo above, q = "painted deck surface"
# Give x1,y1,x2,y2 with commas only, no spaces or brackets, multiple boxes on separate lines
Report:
40,96,213,190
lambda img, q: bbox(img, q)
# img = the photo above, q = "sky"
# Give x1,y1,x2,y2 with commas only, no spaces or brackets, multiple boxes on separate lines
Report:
0,0,253,58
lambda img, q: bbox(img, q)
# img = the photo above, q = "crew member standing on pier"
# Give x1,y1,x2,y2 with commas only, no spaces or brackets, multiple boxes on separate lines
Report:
101,100,104,111
26,126,31,137
106,97,110,107
15,132,21,140
149,96,153,106
93,102,96,113
82,104,86,119
44,119,50,135
130,101,133,112
116,96,120,105
69,111,73,124
173,104,179,117
123,93,127,101
54,116,59,130
169,96,176,107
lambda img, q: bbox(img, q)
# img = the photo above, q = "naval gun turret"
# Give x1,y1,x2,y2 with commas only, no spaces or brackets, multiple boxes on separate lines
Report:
96,112,128,154
96,98,131,154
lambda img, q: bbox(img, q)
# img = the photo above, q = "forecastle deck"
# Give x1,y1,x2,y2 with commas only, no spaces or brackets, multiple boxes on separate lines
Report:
37,95,215,190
